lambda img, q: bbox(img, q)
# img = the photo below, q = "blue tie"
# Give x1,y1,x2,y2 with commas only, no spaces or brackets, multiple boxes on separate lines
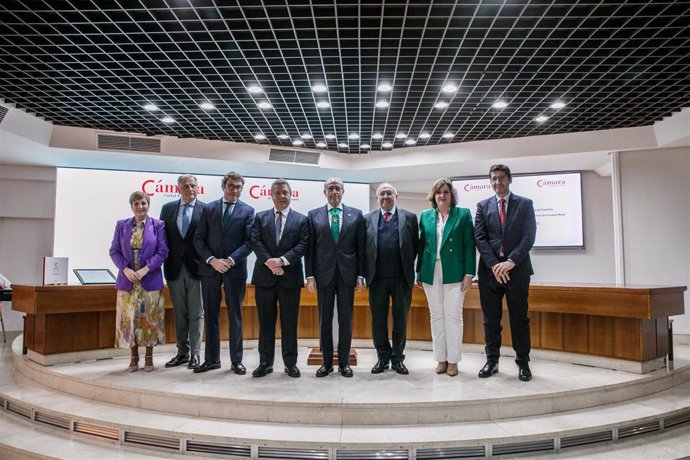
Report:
181,203,190,237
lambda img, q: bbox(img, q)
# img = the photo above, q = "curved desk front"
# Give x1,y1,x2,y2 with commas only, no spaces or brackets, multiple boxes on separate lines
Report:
11,283,685,372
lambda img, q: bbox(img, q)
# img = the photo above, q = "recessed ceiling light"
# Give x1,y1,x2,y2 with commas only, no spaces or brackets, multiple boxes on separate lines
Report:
199,101,215,110
377,83,392,92
395,132,407,139
492,101,509,109
143,103,159,111
254,133,266,140
372,133,383,140
434,101,449,109
348,133,359,140
442,83,458,93
247,84,263,94
375,100,389,108
550,101,566,109
419,132,431,139
316,141,327,148
278,134,289,139
325,134,336,140
382,142,393,149
161,116,175,124
256,101,272,109
316,101,331,109
442,132,455,139
404,138,417,145
301,133,313,139
292,139,304,146
360,143,371,149
338,142,349,148
535,115,549,123
312,83,328,93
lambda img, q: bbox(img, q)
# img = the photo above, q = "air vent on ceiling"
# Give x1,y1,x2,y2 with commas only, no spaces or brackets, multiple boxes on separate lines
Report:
98,134,161,153
268,148,320,165
0,105,8,125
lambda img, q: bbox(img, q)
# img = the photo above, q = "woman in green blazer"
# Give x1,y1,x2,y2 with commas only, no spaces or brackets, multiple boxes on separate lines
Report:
416,178,476,376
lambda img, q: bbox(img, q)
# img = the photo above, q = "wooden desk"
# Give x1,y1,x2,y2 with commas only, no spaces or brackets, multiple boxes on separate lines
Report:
11,283,685,370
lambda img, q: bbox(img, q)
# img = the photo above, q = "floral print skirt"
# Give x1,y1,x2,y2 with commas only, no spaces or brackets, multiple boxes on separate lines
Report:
115,286,165,348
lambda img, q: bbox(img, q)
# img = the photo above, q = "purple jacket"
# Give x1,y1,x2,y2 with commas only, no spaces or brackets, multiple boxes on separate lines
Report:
109,217,169,291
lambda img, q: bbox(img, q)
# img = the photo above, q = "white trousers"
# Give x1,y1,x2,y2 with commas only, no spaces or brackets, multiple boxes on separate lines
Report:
422,259,465,364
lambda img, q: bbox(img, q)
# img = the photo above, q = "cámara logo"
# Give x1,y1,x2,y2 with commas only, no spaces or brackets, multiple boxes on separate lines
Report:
141,179,206,197
536,178,566,187
248,184,301,200
464,183,491,192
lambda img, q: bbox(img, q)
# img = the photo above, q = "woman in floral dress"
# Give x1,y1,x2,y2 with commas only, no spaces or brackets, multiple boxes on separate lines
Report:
109,191,168,372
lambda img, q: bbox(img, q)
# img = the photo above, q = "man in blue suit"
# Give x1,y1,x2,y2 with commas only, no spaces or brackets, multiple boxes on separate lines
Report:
193,171,255,374
250,179,309,378
160,174,206,370
306,177,365,378
474,164,537,382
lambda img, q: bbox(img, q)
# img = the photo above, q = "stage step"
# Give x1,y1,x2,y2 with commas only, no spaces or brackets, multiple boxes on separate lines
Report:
3,342,690,458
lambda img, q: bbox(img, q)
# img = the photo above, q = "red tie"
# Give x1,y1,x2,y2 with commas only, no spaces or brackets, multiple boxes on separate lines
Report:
499,198,506,256
384,211,392,222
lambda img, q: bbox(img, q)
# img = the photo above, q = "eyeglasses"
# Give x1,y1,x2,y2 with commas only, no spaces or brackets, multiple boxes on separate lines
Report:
225,184,243,191
378,191,395,197
325,186,342,192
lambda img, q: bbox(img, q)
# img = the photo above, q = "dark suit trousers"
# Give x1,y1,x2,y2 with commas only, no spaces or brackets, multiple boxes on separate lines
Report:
368,278,412,363
478,266,531,363
255,285,301,367
317,271,354,366
201,274,246,364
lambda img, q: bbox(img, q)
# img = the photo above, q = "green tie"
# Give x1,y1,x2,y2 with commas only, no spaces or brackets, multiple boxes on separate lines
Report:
329,208,341,243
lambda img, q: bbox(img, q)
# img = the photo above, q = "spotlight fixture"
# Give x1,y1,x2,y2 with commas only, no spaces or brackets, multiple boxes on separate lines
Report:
161,116,175,124
434,101,449,109
360,143,371,149
312,83,328,93
382,142,393,149
143,103,159,111
292,139,304,146
348,133,359,140
278,134,289,139
372,133,383,140
301,133,313,139
338,142,349,148
199,102,215,110
441,83,458,93
247,85,263,94
377,83,392,92
535,115,549,123
492,101,509,109
550,101,566,109
418,132,431,139
325,134,336,140
254,134,266,140
404,138,417,145
256,101,272,109
395,132,407,139
316,101,331,109
442,132,455,139
375,100,390,108
316,141,327,148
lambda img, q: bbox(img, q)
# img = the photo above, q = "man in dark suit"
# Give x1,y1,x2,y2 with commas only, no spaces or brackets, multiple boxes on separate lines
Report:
160,174,206,370
474,164,537,382
364,183,419,375
250,179,309,378
193,171,255,375
306,177,365,378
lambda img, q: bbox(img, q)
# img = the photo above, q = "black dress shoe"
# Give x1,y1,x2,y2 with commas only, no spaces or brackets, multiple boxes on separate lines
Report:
338,364,354,378
193,361,221,373
252,363,273,377
371,359,389,374
187,355,201,370
478,361,499,378
231,362,247,375
391,362,409,375
518,363,532,382
165,355,190,368
315,364,334,377
284,365,301,378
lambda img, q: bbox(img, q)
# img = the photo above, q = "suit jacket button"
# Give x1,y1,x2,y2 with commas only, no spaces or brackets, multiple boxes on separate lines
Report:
449,249,453,252
449,238,453,241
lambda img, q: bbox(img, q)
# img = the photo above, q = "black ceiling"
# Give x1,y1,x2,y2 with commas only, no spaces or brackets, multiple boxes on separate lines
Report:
1,1,689,154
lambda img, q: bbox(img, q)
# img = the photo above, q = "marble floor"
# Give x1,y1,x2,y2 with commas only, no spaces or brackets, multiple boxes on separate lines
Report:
3,335,690,459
